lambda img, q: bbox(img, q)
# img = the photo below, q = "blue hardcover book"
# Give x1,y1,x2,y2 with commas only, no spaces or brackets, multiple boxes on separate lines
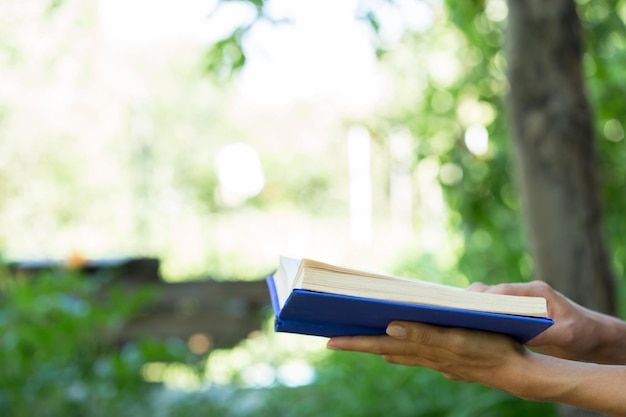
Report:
267,258,554,344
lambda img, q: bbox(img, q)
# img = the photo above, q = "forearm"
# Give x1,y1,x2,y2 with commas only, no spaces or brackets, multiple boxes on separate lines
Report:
328,318,626,416
476,281,626,364
586,309,626,365
505,352,626,417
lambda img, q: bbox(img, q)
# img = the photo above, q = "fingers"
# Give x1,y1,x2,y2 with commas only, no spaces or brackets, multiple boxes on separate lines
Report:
327,321,525,388
327,321,471,357
327,333,422,356
388,321,459,348
326,322,427,355
467,282,490,292
467,280,555,299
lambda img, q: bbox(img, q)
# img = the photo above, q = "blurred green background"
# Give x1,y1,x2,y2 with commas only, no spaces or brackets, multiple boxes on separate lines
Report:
1,0,625,415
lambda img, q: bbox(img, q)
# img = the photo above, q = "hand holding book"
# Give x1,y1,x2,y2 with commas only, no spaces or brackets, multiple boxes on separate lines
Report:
327,280,626,416
267,257,553,344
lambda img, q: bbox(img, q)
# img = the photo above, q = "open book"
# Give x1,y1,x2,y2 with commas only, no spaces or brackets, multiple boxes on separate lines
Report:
266,257,553,344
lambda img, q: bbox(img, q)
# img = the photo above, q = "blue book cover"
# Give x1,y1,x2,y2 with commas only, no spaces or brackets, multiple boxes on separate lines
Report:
267,275,553,344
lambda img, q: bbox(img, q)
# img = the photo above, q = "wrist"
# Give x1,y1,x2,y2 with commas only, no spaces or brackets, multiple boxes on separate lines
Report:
506,352,580,402
518,354,626,416
486,349,556,401
587,310,626,364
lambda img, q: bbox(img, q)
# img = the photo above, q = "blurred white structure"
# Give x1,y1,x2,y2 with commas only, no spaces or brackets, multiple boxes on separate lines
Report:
215,143,265,207
389,129,415,240
464,124,489,156
347,125,372,245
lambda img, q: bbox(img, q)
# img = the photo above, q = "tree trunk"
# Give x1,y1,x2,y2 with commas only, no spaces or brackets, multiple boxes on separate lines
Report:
506,1,617,415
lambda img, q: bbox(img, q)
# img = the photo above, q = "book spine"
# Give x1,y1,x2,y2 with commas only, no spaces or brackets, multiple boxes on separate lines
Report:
266,275,281,315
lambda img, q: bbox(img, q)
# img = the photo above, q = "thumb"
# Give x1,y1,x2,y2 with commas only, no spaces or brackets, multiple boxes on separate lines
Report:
467,282,491,292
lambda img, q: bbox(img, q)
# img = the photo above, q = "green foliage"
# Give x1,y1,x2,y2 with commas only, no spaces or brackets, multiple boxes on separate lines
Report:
0,256,557,417
260,153,337,214
580,0,626,298
439,1,522,283
365,0,528,284
202,0,280,82
0,267,192,417
310,351,556,417
3,0,626,414
371,0,626,290
194,2,626,411
162,348,556,417
204,28,249,83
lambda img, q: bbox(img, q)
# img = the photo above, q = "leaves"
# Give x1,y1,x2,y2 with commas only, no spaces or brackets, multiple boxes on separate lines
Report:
204,28,249,83
0,268,191,417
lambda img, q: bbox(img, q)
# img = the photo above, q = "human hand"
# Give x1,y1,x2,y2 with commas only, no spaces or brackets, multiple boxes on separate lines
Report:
468,280,626,364
327,321,532,394
327,319,626,414
326,281,626,413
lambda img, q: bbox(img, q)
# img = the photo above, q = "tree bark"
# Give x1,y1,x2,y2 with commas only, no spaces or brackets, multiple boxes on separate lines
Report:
506,1,617,414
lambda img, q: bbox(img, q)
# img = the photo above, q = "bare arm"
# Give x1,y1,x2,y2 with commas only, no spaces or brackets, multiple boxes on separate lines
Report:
469,280,626,364
327,281,626,416
327,322,626,417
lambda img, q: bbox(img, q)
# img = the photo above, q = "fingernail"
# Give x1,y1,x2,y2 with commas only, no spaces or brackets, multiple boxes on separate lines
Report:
326,340,338,350
387,323,406,338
